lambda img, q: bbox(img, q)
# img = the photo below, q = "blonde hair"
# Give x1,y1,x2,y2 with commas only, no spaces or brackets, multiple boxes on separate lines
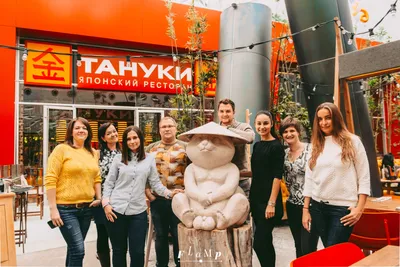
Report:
308,102,356,170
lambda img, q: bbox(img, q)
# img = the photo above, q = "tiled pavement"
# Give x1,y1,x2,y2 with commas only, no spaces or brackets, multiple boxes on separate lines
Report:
16,203,323,267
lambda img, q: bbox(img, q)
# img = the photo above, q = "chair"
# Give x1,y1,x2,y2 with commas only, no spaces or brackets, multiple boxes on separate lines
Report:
290,242,365,267
349,211,400,252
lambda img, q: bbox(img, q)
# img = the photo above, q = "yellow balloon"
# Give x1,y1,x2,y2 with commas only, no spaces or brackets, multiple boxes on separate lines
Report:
359,8,369,23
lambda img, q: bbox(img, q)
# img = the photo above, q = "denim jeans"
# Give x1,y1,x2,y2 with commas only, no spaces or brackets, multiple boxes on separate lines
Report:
106,210,148,267
57,205,92,267
286,202,318,257
310,199,354,248
150,197,180,267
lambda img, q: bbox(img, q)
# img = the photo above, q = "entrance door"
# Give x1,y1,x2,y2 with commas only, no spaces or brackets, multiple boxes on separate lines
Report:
137,110,164,146
43,106,75,175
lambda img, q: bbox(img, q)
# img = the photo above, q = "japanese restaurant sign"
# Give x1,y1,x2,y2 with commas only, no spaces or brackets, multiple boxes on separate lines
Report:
24,41,72,88
77,47,192,94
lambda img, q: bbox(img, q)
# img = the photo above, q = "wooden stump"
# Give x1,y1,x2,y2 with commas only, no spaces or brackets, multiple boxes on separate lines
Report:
177,223,252,267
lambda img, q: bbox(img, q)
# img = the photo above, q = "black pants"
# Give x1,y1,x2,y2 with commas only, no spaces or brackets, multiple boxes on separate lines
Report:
106,211,148,267
253,217,276,267
286,202,318,258
96,223,110,253
310,199,354,248
150,197,180,267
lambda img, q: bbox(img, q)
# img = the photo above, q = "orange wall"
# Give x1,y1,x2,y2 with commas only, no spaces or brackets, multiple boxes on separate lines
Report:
0,26,16,165
0,0,221,165
2,0,220,50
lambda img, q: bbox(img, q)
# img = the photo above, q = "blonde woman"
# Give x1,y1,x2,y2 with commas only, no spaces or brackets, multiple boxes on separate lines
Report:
302,102,370,247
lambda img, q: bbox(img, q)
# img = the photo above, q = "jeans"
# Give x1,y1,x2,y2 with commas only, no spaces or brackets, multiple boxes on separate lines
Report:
286,202,318,257
310,199,354,248
253,217,276,267
150,197,180,267
106,210,148,267
57,205,92,267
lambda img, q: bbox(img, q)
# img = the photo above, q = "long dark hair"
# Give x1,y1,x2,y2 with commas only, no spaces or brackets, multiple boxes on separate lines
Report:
65,117,94,156
121,126,145,165
98,122,121,159
254,110,279,139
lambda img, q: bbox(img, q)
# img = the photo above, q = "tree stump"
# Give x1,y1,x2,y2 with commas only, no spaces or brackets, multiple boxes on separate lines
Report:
177,223,252,267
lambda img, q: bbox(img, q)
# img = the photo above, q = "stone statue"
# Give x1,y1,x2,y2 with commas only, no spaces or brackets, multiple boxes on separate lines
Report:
172,122,250,230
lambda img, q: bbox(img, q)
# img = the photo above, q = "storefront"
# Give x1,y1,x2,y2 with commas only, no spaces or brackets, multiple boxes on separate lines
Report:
17,39,217,180
0,0,221,179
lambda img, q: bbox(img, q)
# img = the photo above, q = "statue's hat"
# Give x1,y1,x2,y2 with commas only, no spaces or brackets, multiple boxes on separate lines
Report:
178,122,248,144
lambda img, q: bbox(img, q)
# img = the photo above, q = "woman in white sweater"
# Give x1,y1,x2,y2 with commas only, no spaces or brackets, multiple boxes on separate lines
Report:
302,102,370,247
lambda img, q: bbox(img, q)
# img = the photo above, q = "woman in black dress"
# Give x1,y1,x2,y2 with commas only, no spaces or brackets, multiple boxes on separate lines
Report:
250,111,285,267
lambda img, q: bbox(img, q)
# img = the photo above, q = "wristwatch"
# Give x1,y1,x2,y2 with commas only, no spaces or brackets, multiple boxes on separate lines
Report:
268,201,276,207
166,192,172,200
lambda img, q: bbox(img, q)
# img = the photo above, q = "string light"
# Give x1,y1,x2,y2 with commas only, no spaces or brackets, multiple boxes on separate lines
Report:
76,53,82,67
126,56,131,67
213,52,218,62
390,3,397,16
172,55,178,62
313,85,317,92
248,43,255,50
287,37,293,44
22,49,28,61
347,33,355,45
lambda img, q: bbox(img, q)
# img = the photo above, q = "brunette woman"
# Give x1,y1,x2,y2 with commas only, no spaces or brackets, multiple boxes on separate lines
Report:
250,110,285,267
45,117,102,267
302,102,370,247
102,126,181,267
93,122,121,267
280,117,318,258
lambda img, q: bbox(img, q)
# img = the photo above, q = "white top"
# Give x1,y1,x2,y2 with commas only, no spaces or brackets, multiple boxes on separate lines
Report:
303,135,370,207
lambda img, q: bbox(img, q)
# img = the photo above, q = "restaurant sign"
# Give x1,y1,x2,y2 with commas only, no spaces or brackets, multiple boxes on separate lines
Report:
77,47,192,94
24,41,72,88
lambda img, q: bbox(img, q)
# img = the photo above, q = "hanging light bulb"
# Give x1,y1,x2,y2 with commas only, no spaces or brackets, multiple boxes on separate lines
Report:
311,24,320,31
213,52,218,62
313,85,317,92
390,4,397,17
340,26,347,35
287,37,293,44
173,55,178,62
369,28,375,40
332,96,335,101
347,33,355,45
76,53,82,67
308,96,311,100
22,49,28,61
126,56,131,67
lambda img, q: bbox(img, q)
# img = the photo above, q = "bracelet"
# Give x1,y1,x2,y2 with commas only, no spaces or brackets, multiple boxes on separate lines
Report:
268,201,276,207
303,206,309,209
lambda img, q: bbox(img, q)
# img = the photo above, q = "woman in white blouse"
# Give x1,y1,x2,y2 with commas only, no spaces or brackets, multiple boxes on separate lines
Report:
302,102,370,247
102,126,181,267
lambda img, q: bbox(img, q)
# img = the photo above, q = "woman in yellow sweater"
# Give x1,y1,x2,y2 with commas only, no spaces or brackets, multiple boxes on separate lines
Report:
45,117,102,267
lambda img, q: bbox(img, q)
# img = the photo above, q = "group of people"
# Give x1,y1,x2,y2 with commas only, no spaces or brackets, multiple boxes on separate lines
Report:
45,98,370,267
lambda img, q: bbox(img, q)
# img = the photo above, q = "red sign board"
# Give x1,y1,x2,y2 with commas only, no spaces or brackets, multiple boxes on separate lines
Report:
77,47,192,94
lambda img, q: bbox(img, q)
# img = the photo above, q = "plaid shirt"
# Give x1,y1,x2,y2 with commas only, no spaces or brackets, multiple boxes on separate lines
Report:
145,140,188,190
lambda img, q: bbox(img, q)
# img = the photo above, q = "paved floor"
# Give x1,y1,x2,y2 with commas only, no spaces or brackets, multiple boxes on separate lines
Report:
16,203,323,267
